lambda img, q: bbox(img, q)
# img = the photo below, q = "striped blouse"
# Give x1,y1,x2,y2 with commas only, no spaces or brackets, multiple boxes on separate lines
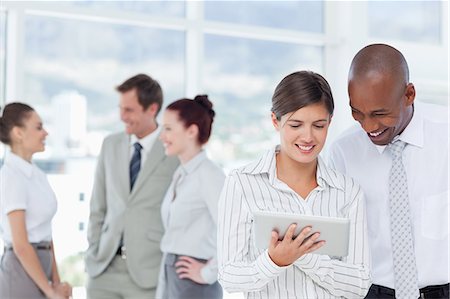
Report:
217,146,371,298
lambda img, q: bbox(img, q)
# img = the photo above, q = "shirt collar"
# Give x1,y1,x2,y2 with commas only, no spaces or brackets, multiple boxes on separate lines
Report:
241,145,344,191
241,145,277,177
180,150,207,175
316,157,345,191
5,151,34,178
130,126,161,152
374,105,424,154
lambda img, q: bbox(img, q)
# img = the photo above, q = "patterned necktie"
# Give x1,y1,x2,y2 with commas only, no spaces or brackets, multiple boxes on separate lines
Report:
129,142,143,191
388,140,419,299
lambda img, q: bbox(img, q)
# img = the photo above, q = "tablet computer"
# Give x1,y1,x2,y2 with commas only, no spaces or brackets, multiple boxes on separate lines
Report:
253,211,350,257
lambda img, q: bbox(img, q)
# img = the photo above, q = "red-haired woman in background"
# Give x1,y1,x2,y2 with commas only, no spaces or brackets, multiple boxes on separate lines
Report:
156,95,224,299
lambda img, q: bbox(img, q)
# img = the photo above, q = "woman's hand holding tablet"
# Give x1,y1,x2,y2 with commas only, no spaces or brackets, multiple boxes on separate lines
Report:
253,211,351,259
268,224,326,266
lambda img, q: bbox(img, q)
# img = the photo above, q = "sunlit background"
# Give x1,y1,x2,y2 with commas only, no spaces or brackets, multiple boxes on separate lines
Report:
0,1,448,298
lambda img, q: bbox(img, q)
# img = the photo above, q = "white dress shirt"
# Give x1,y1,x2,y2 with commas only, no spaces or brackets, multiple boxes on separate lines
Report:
218,145,371,298
0,151,57,245
160,150,225,283
328,102,449,289
129,127,160,166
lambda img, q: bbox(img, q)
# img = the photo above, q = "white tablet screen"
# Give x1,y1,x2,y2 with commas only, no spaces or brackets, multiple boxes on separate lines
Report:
253,211,350,257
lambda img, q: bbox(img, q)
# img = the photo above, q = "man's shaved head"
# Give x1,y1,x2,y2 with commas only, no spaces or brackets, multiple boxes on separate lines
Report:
349,44,409,86
347,44,415,145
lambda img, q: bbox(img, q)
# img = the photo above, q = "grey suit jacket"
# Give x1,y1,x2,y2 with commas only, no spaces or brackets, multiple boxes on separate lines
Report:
85,132,179,288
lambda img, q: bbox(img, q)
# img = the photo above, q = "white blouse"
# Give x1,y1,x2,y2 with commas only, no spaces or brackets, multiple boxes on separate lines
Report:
160,150,225,283
0,151,57,245
218,146,371,298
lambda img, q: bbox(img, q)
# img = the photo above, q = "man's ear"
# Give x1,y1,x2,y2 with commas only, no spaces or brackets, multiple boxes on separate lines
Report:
271,112,280,131
404,83,416,107
145,103,159,116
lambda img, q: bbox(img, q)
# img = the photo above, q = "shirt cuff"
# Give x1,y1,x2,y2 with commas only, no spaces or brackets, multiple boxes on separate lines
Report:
200,264,218,284
294,253,321,271
254,250,290,280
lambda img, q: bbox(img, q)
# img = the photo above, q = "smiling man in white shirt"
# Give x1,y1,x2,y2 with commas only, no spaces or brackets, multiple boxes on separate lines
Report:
329,44,449,299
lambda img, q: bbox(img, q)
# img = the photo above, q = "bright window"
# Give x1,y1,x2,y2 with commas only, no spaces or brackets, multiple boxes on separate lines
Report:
71,0,185,17
205,1,323,32
24,14,185,159
368,1,442,44
0,10,6,102
204,34,323,169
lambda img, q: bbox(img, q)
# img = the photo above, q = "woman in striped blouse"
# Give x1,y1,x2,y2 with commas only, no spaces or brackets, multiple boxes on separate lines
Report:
217,71,371,298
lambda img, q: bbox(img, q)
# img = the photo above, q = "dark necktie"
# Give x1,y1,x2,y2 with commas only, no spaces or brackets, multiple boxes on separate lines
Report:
129,142,143,191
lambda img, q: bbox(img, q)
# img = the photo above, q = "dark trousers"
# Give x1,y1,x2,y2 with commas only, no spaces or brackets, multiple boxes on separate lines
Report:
163,253,222,299
365,283,450,299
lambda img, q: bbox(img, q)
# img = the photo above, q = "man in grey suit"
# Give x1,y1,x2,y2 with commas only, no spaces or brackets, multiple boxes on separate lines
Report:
85,74,179,298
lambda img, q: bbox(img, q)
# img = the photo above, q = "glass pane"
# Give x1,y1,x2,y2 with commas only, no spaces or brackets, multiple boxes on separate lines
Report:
0,10,6,103
70,0,185,18
0,10,6,162
23,14,185,287
204,34,323,171
25,14,185,149
205,1,323,33
368,1,441,44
